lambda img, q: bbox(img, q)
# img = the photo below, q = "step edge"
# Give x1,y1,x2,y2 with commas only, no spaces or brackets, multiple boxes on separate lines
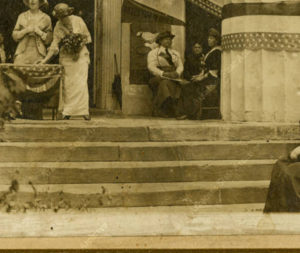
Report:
0,180,270,194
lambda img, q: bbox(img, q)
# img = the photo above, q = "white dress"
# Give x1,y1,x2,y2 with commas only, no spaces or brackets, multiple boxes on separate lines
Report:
49,15,91,116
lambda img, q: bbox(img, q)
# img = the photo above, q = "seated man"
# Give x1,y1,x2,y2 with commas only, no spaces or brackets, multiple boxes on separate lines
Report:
264,146,300,212
147,31,183,118
177,28,222,120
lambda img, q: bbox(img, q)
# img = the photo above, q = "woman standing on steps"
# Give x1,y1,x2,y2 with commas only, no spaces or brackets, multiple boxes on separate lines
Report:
12,0,53,120
37,3,91,121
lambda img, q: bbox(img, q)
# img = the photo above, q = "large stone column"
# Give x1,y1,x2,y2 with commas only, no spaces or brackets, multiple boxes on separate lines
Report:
221,0,300,122
96,0,122,111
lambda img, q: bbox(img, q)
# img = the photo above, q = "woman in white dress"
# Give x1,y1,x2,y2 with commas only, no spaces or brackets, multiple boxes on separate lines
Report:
38,3,91,120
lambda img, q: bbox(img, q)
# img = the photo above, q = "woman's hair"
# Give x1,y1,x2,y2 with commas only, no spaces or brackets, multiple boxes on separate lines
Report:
208,28,221,45
192,41,203,48
52,3,74,19
23,0,49,8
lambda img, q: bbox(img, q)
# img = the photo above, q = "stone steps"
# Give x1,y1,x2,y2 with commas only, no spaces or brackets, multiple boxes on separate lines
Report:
2,121,299,142
1,119,297,209
0,140,299,162
0,160,274,184
0,180,269,208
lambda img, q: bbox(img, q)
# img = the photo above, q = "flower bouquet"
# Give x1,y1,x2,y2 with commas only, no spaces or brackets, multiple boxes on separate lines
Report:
59,33,87,61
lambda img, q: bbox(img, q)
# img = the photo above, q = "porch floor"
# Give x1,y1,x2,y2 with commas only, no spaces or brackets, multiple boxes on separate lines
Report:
1,204,300,238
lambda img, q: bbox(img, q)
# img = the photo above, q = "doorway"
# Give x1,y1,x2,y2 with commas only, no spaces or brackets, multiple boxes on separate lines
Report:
0,0,96,107
185,0,221,57
185,0,221,119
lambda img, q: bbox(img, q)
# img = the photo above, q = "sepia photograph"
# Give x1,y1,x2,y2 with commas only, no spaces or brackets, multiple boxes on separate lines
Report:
0,0,300,251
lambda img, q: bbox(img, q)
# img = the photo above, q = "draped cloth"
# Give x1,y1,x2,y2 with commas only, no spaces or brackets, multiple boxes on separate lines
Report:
264,160,300,212
0,64,64,117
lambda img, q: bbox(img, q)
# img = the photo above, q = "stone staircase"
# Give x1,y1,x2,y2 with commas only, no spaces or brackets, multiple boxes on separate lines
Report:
0,118,299,209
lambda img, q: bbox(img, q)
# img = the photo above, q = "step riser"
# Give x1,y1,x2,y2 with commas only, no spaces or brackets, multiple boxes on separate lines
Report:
0,164,273,184
2,124,299,142
150,125,300,142
0,142,297,162
1,127,149,142
120,143,299,161
0,187,268,208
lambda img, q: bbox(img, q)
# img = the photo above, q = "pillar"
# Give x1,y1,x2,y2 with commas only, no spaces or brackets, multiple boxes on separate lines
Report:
221,0,300,122
97,0,122,111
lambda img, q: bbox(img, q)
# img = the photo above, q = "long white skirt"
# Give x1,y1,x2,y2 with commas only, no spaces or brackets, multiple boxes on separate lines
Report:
60,48,90,116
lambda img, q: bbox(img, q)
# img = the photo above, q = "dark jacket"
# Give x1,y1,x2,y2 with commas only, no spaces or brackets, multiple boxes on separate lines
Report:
183,53,204,81
204,46,222,79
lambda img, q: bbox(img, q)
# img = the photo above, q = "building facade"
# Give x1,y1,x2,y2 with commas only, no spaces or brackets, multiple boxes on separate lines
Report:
83,0,300,122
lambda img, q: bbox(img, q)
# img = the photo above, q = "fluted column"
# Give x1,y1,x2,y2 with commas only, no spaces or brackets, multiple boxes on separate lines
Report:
97,0,122,111
221,0,300,122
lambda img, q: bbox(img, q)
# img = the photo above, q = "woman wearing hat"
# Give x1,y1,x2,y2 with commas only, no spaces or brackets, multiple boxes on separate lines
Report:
147,31,184,118
12,0,52,120
38,3,92,120
177,28,222,120
13,0,52,64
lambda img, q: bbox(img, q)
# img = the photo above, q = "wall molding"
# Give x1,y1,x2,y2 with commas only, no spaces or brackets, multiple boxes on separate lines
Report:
187,0,222,18
223,2,300,19
222,32,300,52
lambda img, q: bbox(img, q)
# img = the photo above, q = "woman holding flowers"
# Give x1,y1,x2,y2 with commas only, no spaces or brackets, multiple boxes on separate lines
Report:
38,3,91,120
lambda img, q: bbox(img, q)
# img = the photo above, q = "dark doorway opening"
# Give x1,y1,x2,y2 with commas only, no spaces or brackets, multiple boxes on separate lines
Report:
0,0,95,107
185,1,222,119
185,0,221,56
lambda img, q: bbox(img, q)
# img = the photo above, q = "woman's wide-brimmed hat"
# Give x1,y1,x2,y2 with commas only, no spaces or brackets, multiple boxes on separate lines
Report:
23,0,48,8
156,31,175,44
52,3,74,19
208,28,221,41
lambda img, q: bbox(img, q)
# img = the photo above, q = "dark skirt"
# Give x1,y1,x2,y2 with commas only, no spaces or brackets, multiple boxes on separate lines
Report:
177,77,220,120
177,81,204,119
148,76,181,117
264,160,300,212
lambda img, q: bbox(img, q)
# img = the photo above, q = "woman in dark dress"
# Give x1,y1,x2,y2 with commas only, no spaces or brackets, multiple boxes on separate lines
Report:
183,42,205,81
264,146,300,212
177,28,221,120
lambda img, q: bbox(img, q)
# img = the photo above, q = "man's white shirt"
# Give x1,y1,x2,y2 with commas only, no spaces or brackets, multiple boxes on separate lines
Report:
147,46,183,77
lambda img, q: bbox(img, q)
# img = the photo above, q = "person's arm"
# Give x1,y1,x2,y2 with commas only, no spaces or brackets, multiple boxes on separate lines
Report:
207,49,221,78
147,50,164,77
175,51,183,77
0,45,6,63
79,16,92,44
36,25,60,64
290,146,300,161
38,50,56,64
12,15,33,42
34,15,53,45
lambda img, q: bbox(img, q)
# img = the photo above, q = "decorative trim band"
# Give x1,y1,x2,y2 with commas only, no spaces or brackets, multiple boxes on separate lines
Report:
187,0,222,18
223,2,300,19
222,32,300,52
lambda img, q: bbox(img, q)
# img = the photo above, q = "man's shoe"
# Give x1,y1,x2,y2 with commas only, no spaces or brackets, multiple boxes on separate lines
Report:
83,115,91,121
63,115,71,120
176,115,188,120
